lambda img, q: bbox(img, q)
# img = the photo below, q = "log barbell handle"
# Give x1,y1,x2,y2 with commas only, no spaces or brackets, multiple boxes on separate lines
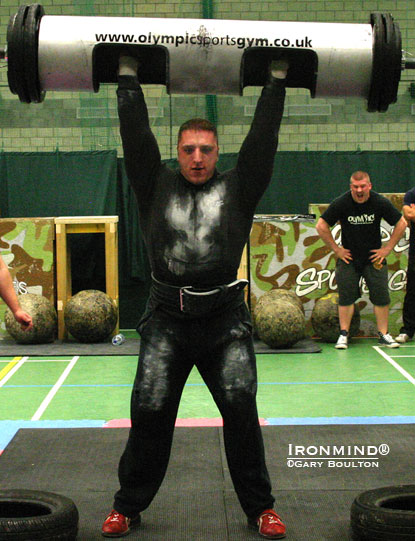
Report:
3,4,415,111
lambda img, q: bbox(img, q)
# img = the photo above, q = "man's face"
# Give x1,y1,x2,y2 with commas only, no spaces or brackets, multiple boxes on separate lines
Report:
350,178,372,204
177,130,219,185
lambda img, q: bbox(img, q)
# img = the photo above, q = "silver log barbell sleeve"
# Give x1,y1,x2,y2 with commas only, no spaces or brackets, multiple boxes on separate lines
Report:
4,4,415,111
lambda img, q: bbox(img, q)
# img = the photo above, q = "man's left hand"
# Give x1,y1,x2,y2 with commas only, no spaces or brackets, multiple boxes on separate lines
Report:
369,247,390,266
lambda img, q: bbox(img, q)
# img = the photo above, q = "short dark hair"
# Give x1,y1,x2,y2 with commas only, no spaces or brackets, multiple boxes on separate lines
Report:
177,118,218,143
351,171,371,183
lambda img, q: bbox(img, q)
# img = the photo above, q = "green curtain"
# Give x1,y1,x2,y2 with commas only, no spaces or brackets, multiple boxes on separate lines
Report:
116,158,150,283
0,154,8,219
0,150,117,217
2,149,414,220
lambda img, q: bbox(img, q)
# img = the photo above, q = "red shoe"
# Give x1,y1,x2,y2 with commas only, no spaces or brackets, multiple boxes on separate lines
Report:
249,509,286,539
101,509,141,538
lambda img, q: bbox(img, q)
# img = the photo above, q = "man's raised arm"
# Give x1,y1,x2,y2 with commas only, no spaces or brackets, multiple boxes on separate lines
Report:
117,55,161,195
237,60,288,204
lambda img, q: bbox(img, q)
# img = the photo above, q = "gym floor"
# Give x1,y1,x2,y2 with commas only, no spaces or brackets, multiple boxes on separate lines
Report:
1,333,415,454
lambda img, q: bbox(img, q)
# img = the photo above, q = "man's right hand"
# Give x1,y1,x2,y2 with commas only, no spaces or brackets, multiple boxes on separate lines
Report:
335,246,353,264
118,55,139,77
14,309,33,331
270,59,289,79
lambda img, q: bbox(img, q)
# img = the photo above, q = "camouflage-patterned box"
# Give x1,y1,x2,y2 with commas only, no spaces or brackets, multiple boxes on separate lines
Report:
250,195,408,337
0,218,55,339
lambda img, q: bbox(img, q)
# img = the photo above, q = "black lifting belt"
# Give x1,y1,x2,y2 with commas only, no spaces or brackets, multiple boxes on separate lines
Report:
151,275,248,316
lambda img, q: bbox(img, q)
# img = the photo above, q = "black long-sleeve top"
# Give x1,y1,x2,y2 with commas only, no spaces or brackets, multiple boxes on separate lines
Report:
117,76,286,287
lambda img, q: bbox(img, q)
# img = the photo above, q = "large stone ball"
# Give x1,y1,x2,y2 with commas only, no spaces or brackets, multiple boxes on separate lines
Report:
254,288,304,315
4,293,57,344
311,292,360,343
64,289,117,343
255,297,306,348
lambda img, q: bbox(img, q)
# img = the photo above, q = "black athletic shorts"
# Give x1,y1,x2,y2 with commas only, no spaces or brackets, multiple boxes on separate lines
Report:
335,259,390,306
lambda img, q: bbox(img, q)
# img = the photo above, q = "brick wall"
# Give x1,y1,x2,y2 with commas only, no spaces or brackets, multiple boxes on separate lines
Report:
0,0,414,157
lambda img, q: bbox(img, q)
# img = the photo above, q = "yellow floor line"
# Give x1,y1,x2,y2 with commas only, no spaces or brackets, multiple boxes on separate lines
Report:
0,357,22,381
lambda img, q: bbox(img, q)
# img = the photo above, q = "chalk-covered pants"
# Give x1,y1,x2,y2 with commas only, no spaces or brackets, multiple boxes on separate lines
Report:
113,301,275,521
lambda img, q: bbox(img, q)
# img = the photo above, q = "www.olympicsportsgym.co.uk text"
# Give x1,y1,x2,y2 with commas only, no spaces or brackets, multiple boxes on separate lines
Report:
95,32,313,49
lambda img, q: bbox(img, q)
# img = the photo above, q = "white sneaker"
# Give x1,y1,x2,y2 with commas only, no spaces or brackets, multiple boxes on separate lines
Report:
395,333,411,344
335,334,348,349
378,332,399,348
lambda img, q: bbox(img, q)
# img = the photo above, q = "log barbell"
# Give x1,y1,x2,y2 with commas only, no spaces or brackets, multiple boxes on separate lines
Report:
2,4,415,111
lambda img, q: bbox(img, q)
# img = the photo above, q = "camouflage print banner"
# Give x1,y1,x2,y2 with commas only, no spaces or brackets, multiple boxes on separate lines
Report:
0,218,55,339
249,194,408,336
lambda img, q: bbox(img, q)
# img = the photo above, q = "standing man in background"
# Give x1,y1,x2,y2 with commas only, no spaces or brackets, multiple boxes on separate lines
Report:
0,254,33,330
316,171,407,350
101,55,288,539
396,187,415,343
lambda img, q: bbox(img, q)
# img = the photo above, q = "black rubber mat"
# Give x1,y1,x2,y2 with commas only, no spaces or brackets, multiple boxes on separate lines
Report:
254,337,321,354
0,337,321,356
1,424,411,539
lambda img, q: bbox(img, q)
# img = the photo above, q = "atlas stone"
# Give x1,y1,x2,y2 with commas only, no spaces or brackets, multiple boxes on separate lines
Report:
311,292,361,342
5,293,57,344
64,289,118,343
255,297,306,348
253,288,305,339
254,288,304,314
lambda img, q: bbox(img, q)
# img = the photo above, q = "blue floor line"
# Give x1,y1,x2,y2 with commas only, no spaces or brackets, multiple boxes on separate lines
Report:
258,380,409,385
266,416,415,425
3,384,133,388
0,420,105,452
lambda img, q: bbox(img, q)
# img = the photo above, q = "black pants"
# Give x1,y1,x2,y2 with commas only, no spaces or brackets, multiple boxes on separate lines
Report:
400,259,415,337
113,302,274,520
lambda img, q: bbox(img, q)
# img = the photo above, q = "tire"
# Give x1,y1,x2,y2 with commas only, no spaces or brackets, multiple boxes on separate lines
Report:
350,485,415,540
0,489,78,540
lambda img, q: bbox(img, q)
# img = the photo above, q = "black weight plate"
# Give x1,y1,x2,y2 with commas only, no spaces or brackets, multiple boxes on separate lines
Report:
6,11,19,95
23,3,45,103
7,5,31,103
377,13,391,112
367,12,384,112
378,13,401,111
7,6,26,98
